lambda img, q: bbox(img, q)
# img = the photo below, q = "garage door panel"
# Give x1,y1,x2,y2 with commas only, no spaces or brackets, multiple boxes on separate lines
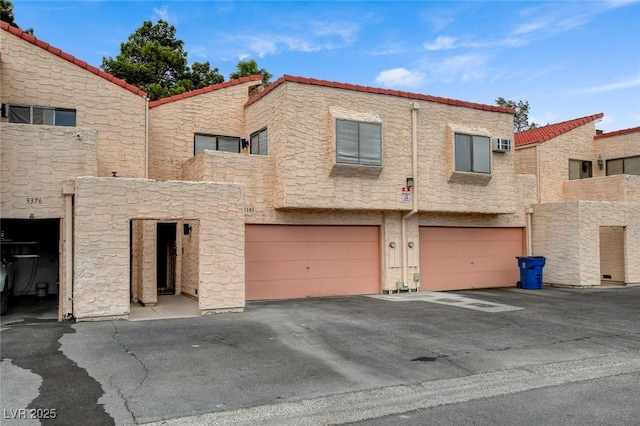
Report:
422,227,522,242
423,240,522,258
246,225,380,300
424,271,517,291
246,258,379,281
246,241,378,262
423,255,520,274
420,227,523,291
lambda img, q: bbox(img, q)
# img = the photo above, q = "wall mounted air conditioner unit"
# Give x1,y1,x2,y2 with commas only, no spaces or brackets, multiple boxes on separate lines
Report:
492,138,512,152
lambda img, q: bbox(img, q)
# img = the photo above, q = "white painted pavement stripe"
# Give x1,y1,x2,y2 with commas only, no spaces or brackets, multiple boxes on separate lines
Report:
141,351,640,426
367,292,523,312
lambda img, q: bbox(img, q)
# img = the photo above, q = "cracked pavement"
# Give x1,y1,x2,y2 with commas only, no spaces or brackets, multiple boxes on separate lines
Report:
1,286,639,425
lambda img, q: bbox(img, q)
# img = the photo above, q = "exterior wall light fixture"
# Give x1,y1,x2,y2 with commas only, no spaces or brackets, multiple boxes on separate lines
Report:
406,177,414,189
597,155,604,170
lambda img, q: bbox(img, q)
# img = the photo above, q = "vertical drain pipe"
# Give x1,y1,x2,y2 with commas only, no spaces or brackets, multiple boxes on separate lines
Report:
144,97,149,179
62,184,75,319
402,102,420,291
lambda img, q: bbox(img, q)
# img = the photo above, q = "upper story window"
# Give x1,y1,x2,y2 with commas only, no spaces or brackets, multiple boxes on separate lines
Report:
250,128,268,155
606,156,640,176
454,133,490,174
5,104,76,127
194,133,241,155
569,159,592,180
336,119,382,166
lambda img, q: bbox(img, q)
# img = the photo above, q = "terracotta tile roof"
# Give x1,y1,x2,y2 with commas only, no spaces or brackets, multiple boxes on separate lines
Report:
1,21,147,98
594,125,640,140
514,113,604,147
244,75,514,114
148,75,263,108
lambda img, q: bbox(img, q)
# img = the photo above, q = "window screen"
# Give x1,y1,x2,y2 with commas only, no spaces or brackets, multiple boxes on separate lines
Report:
607,156,640,176
250,128,268,155
8,106,30,123
194,134,241,155
455,133,490,173
336,119,381,165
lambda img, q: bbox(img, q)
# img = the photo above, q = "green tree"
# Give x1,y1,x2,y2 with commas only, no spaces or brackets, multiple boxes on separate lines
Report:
102,20,224,100
230,59,272,86
495,97,539,132
1,0,33,34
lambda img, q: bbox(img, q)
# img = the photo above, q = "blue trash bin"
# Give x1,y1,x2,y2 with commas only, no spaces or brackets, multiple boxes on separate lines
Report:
516,256,546,290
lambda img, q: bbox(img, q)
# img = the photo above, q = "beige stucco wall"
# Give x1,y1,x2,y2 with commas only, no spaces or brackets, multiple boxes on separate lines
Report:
0,31,147,178
148,81,258,180
563,175,640,202
514,145,537,175
594,130,640,177
0,123,97,218
532,201,640,287
537,123,599,202
181,220,200,298
243,82,519,214
72,177,244,320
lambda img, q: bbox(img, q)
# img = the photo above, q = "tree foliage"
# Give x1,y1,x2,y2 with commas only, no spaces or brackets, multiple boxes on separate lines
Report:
101,20,224,100
495,97,539,133
230,59,272,86
1,0,33,34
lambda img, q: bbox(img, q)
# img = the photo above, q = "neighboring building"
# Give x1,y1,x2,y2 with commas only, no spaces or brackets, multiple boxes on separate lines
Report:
515,118,640,287
5,22,635,322
1,22,245,321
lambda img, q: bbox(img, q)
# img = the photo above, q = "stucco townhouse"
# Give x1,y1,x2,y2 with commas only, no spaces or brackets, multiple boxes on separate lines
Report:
515,116,640,287
3,22,635,322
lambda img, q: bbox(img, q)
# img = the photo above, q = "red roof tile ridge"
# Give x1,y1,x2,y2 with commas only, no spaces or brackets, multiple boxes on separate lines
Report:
1,21,147,98
514,113,604,147
594,125,640,139
244,74,514,113
148,75,263,108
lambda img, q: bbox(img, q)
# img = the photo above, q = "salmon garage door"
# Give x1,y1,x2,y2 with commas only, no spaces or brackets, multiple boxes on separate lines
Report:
245,225,380,300
420,227,523,291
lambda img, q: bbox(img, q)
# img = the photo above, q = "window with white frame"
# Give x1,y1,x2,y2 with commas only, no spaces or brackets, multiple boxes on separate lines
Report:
6,104,76,127
336,119,382,165
455,133,491,173
250,128,268,155
194,133,241,155
606,156,640,176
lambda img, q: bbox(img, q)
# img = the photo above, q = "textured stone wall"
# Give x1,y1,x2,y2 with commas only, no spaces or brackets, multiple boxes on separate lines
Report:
537,123,598,202
0,32,146,178
0,124,97,218
73,177,244,320
593,130,639,178
148,81,256,180
181,220,200,298
248,82,519,213
563,175,640,202
514,145,537,175
533,201,640,287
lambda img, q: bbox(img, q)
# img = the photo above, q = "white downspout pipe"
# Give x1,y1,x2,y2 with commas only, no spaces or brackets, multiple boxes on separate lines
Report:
62,184,75,319
402,102,420,291
144,97,149,179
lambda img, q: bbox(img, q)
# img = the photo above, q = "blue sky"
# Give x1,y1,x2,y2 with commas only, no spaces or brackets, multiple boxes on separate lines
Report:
12,0,640,131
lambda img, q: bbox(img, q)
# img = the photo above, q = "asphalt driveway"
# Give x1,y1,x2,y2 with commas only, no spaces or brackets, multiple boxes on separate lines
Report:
2,287,639,425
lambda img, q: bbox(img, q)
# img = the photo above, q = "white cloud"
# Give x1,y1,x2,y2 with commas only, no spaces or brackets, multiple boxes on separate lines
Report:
375,68,426,88
153,5,177,24
578,75,640,94
425,53,489,83
310,21,359,44
423,36,457,51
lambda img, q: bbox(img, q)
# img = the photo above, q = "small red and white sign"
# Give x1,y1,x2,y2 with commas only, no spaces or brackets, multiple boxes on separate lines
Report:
401,187,411,203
